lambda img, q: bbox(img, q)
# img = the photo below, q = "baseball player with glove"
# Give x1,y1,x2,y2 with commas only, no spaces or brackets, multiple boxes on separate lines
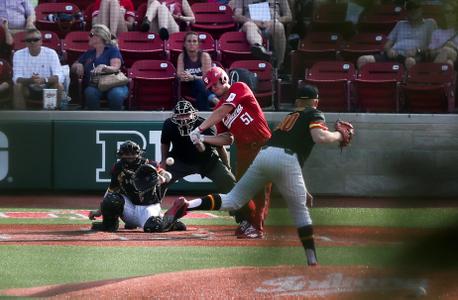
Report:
162,85,354,266
160,100,236,193
89,140,186,233
188,66,273,239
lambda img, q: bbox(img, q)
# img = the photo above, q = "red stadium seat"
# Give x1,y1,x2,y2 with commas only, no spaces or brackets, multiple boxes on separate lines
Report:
340,33,386,65
39,0,93,10
403,63,456,113
229,60,278,109
218,31,261,68
305,61,356,112
128,60,178,110
311,3,347,32
13,31,61,54
190,3,237,39
118,32,165,69
358,4,405,34
291,32,342,84
35,3,83,38
63,31,90,65
355,62,405,112
166,31,216,65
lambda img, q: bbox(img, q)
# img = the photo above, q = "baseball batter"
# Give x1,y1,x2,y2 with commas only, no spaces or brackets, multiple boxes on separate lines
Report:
163,85,355,265
189,66,272,239
89,140,185,232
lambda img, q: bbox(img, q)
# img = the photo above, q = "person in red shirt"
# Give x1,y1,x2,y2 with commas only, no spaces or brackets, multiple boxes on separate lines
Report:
91,0,135,36
189,66,272,238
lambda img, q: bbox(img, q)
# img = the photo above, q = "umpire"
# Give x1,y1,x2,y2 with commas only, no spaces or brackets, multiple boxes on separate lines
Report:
160,100,236,193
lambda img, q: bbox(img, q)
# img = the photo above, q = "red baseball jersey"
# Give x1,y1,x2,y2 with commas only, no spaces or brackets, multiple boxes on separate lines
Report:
215,82,271,145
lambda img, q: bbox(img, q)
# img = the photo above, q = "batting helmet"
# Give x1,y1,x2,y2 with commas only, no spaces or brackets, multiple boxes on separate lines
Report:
203,66,228,89
133,164,159,194
171,100,198,136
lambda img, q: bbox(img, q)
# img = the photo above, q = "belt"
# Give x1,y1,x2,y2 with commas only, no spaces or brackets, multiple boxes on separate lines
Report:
262,145,295,155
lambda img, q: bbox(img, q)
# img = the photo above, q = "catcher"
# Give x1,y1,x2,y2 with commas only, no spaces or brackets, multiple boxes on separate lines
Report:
89,140,186,232
162,85,354,266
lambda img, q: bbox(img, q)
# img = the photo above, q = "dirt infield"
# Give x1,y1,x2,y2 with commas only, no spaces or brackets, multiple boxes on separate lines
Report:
2,265,457,299
0,224,438,247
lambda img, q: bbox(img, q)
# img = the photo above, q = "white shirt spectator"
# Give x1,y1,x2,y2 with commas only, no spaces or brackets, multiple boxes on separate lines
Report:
388,19,437,56
13,46,63,84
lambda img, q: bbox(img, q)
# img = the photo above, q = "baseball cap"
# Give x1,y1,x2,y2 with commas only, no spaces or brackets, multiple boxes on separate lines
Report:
405,0,421,11
297,85,319,100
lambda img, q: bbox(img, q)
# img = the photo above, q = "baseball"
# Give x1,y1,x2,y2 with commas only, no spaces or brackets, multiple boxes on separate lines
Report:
415,286,427,297
166,157,175,166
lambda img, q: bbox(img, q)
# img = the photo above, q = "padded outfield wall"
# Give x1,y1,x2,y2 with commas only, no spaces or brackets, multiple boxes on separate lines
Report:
0,111,457,197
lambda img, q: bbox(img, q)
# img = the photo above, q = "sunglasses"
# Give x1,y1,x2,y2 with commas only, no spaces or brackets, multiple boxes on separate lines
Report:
25,37,41,43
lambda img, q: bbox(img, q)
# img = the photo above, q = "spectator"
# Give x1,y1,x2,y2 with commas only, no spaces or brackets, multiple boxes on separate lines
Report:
424,2,457,66
140,0,195,41
91,0,135,36
357,0,437,70
0,19,13,61
0,59,12,108
12,28,64,110
234,0,292,68
71,24,128,110
177,32,214,111
0,0,36,34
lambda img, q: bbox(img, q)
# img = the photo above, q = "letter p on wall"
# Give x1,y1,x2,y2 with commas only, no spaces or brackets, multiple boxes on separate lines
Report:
0,132,8,181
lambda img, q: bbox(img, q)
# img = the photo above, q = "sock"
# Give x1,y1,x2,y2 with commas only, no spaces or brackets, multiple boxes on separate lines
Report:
297,225,318,265
188,194,222,211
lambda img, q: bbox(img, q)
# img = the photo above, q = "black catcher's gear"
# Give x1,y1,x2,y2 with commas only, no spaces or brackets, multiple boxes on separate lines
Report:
117,140,143,167
171,100,198,136
133,164,159,195
98,192,125,231
143,216,163,232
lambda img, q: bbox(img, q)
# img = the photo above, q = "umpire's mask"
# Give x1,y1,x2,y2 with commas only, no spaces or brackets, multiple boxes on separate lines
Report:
171,100,198,136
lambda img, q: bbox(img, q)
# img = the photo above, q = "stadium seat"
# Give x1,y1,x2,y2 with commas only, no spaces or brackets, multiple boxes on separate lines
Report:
39,0,93,10
340,33,386,65
291,32,342,84
403,63,456,113
190,3,237,39
166,31,216,65
13,31,61,55
229,60,279,109
355,62,405,112
218,31,260,68
128,60,178,110
63,31,90,65
311,3,347,33
305,61,356,112
358,4,405,34
35,2,84,38
118,32,165,69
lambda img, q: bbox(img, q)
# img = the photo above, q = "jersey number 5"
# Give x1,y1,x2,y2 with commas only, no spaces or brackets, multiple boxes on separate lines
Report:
240,112,254,125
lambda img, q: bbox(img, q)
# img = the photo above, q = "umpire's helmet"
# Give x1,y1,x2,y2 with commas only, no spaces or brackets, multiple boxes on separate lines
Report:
133,164,159,194
171,100,198,136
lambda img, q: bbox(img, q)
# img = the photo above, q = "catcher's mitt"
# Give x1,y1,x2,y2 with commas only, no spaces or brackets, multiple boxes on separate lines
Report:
133,164,159,193
335,120,354,148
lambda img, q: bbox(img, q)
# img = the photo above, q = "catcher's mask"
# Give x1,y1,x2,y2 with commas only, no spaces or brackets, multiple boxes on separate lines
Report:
171,100,198,136
133,164,159,195
117,140,143,167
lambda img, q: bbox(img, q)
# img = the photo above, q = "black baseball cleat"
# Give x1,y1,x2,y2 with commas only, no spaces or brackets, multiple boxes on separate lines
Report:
162,197,189,231
250,44,271,62
124,223,138,230
140,17,151,32
159,27,169,41
170,220,187,231
91,220,119,232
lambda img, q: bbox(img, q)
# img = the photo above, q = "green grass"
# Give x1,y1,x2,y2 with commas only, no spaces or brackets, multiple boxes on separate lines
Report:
1,208,458,228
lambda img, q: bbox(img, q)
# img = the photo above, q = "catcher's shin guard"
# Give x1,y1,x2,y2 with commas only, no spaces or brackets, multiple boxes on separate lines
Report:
101,193,124,232
298,225,318,266
91,220,119,232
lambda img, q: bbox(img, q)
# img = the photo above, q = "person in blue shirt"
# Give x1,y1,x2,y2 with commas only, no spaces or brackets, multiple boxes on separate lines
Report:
71,24,128,110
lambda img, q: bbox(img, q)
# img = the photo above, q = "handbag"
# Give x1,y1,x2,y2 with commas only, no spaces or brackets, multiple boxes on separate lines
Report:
97,71,129,92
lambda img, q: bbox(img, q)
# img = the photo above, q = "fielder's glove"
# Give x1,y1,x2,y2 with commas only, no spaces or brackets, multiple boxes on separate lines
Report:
335,120,354,148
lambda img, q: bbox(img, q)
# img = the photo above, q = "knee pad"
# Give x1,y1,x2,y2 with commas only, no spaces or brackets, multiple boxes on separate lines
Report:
144,216,163,232
101,193,124,228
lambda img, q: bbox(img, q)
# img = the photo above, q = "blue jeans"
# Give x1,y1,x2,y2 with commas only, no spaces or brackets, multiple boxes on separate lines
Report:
191,79,211,111
84,85,128,110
